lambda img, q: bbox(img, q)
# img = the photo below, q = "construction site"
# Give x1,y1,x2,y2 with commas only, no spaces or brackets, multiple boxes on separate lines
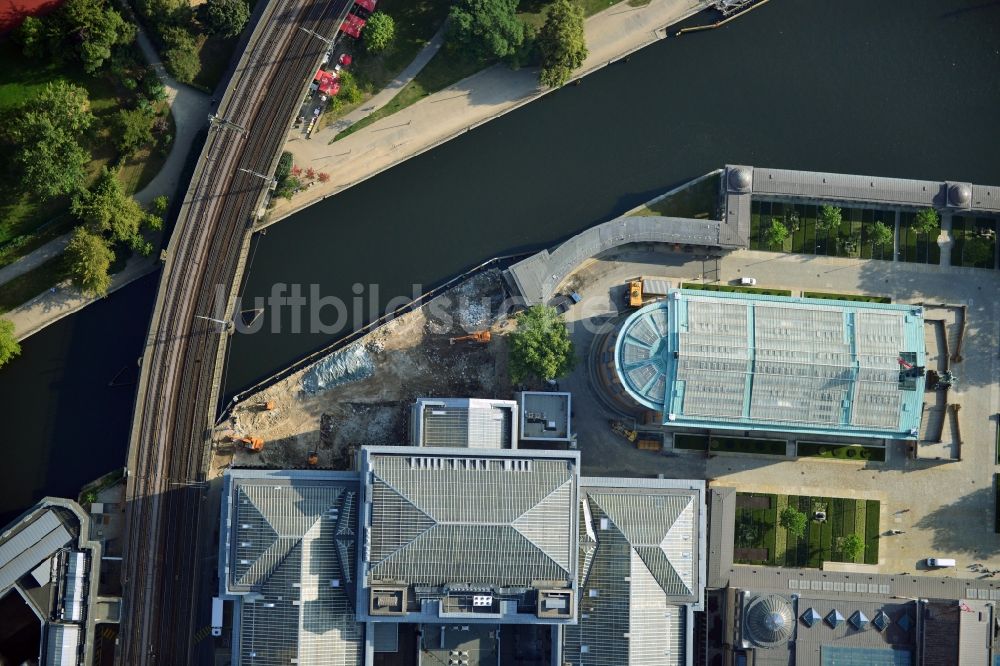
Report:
215,269,516,470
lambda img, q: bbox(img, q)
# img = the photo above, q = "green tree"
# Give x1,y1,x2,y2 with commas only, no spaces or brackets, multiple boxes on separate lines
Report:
764,218,789,248
537,0,587,88
15,16,47,59
963,236,993,267
839,533,864,561
199,0,249,38
161,27,200,83
779,506,808,538
362,11,395,53
870,221,893,249
141,68,168,102
151,195,169,215
816,204,842,232
56,0,135,73
448,0,525,60
337,70,363,104
71,167,161,254
0,318,21,370
913,208,940,236
65,227,115,296
9,116,90,199
507,305,575,383
112,107,156,157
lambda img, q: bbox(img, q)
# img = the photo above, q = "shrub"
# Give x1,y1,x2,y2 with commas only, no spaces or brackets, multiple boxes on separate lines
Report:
508,305,575,383
779,506,808,538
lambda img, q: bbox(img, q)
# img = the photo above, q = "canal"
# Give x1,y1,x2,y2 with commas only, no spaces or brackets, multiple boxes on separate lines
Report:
1,0,999,521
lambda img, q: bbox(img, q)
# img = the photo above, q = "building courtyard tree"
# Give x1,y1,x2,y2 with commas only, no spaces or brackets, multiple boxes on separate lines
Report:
839,533,864,561
913,208,940,236
963,236,993,267
765,218,789,249
537,0,588,88
508,305,575,383
870,221,894,250
779,506,808,538
816,204,842,232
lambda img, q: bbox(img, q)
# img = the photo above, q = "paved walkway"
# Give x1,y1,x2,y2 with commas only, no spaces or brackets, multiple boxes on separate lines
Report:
2,24,210,338
321,23,447,138
267,0,712,225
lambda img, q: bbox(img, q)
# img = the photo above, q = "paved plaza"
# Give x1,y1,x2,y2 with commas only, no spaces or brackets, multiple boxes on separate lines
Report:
556,246,1000,579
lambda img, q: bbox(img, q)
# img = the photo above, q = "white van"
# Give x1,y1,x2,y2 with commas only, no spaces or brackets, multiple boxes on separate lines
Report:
926,558,956,568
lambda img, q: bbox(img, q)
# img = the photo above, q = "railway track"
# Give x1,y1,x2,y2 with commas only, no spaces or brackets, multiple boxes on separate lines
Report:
118,0,350,661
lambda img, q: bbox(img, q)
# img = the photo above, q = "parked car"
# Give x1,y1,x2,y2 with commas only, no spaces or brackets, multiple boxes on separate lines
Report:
740,277,757,286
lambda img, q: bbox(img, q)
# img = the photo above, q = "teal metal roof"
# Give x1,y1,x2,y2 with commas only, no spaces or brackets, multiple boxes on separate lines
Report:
614,290,926,440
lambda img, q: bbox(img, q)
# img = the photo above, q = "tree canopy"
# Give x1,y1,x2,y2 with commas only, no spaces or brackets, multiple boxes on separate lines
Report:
363,11,395,53
199,0,249,38
537,0,587,88
870,221,893,248
65,227,115,296
0,318,21,370
71,167,162,254
779,506,807,538
816,204,842,232
112,107,156,157
507,305,575,383
56,0,136,73
448,0,525,60
963,236,993,266
4,82,95,199
161,26,200,83
913,208,940,236
764,218,789,248
839,533,864,561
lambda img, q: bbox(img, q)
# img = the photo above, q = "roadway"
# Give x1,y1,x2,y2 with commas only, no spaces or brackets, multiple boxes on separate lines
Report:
116,0,351,662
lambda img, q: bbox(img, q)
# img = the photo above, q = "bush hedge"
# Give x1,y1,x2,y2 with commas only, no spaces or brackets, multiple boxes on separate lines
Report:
682,282,792,297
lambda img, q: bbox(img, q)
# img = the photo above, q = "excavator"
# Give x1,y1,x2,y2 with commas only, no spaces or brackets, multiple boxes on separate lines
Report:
235,436,264,452
609,420,637,442
449,330,491,345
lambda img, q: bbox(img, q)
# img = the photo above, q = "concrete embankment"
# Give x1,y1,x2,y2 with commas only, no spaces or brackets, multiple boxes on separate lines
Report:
262,0,717,229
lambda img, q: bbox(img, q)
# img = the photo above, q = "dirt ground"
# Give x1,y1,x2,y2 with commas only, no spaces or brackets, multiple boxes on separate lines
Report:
217,269,515,469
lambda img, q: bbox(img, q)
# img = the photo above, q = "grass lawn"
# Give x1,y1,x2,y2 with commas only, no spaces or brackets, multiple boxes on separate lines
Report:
951,215,998,268
673,433,708,450
735,492,880,567
0,255,67,314
797,441,886,463
801,291,891,304
681,282,792,297
334,46,486,141
630,173,720,220
709,436,786,456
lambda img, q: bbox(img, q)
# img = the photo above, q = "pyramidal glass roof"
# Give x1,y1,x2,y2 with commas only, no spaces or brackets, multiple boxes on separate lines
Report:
827,609,845,628
801,607,822,627
850,610,870,630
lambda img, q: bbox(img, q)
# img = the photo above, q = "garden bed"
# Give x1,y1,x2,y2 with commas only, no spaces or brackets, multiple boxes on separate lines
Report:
709,436,786,456
797,442,886,462
748,200,896,260
682,283,792,297
801,291,891,304
673,433,709,450
735,492,880,567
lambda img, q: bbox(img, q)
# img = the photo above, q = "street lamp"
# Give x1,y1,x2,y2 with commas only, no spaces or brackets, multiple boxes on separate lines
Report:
195,315,234,333
208,114,247,135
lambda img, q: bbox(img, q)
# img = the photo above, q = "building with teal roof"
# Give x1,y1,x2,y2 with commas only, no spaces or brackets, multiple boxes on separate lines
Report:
613,290,926,440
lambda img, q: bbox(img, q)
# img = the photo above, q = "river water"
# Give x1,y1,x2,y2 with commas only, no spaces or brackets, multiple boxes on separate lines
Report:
2,0,998,520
